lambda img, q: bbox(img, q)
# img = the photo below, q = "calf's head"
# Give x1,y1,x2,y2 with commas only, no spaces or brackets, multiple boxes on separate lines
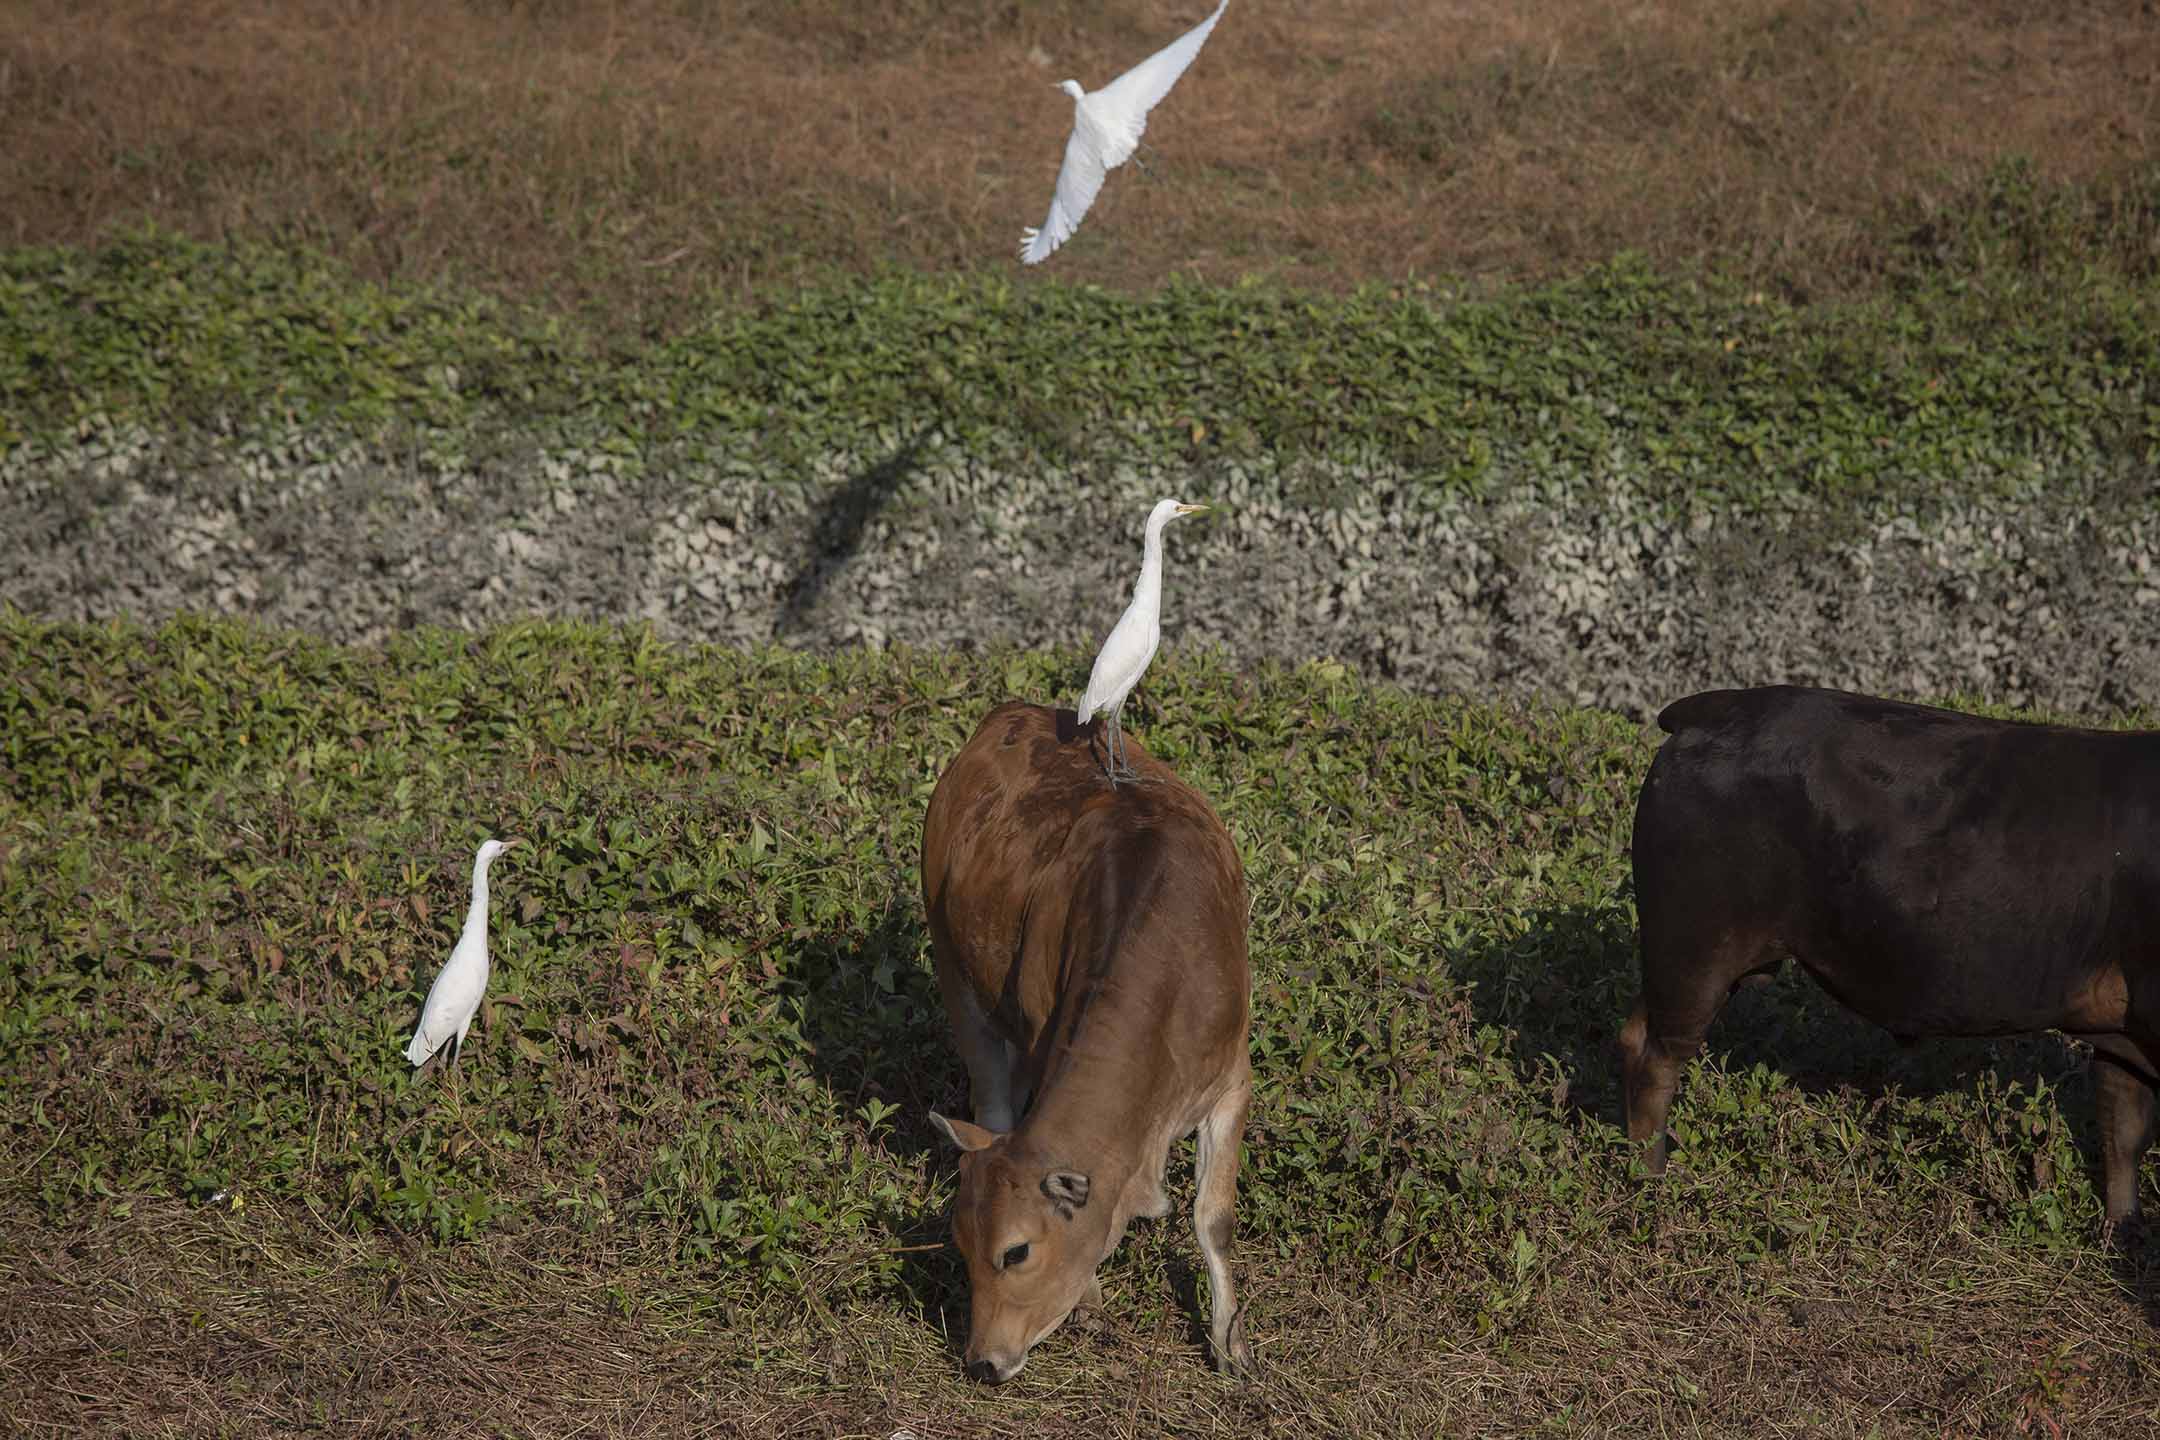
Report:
930,1111,1106,1384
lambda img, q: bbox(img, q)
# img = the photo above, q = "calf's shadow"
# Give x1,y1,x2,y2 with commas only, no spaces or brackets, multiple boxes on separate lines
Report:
786,892,976,1345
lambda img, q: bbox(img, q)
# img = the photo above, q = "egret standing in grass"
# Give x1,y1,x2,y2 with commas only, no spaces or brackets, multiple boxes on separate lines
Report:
1019,0,1230,265
404,838,520,1077
1079,499,1209,784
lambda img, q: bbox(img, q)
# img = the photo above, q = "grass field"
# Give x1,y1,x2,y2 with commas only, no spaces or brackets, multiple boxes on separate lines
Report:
6,223,2158,506
2,615,2155,1435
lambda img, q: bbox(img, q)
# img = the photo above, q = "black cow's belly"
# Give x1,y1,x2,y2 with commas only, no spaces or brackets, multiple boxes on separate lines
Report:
1790,833,2115,1037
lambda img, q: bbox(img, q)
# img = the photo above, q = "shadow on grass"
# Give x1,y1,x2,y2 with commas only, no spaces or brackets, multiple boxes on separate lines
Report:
776,425,935,637
788,896,961,1156
2120,1236,2160,1332
1457,896,2160,1334
1163,1255,1215,1363
1456,896,2090,1121
783,891,976,1356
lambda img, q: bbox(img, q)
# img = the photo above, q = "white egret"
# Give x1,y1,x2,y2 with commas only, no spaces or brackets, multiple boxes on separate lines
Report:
1079,499,1209,784
1019,0,1230,265
404,838,521,1075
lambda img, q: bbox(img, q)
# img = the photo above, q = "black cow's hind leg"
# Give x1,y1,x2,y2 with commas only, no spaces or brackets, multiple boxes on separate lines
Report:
1619,1002,1700,1174
1622,924,1778,1175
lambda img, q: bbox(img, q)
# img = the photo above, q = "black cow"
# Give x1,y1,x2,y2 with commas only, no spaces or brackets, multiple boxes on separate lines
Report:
1621,685,2159,1226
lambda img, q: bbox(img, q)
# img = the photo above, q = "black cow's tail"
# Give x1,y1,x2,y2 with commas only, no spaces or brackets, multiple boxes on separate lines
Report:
1655,688,1755,736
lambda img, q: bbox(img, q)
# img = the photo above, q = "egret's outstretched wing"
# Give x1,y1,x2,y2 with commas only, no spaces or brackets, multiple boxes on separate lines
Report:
1091,0,1229,166
1020,125,1110,265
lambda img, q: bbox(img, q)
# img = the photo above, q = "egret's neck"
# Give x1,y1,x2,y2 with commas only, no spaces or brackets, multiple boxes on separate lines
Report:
1133,515,1170,614
465,858,493,931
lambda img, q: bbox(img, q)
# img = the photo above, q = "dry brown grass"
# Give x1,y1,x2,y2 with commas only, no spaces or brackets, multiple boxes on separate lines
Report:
5,1193,2156,1438
1,0,2153,333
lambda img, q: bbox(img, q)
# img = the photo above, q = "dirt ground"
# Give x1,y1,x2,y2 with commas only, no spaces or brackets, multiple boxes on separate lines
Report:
4,0,2155,332
6,1194,2155,1438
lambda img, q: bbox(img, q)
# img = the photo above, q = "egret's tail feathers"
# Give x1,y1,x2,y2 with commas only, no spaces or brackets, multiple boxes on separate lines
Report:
404,1032,438,1068
1019,226,1051,265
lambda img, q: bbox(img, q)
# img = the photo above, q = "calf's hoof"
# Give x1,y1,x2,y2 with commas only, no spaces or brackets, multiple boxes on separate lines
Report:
1213,1301,1255,1379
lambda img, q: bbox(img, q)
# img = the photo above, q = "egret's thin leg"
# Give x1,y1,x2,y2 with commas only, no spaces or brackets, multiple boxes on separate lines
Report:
1102,710,1123,788
1112,707,1145,784
443,1036,463,1106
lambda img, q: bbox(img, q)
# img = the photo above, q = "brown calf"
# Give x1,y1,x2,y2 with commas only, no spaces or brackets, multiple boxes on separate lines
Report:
922,702,1255,1383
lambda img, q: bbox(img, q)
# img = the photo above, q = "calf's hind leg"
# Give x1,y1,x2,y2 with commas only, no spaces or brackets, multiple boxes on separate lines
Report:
1192,1061,1255,1377
2095,1056,2158,1227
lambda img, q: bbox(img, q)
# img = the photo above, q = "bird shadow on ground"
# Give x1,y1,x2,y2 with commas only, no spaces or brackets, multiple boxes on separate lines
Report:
776,424,936,638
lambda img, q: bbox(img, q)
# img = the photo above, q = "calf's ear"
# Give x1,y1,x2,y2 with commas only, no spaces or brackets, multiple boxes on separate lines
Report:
1042,1170,1092,1212
928,1110,999,1152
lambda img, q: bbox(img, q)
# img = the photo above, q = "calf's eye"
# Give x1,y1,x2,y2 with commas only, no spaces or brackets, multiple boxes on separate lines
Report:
1001,1242,1030,1269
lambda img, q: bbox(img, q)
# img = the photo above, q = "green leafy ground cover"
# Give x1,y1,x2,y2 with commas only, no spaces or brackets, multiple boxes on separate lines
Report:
4,614,2155,1434
5,170,2157,504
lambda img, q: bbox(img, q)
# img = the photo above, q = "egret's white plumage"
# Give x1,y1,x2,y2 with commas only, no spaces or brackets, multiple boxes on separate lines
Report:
404,838,520,1072
1019,0,1230,265
1079,498,1208,782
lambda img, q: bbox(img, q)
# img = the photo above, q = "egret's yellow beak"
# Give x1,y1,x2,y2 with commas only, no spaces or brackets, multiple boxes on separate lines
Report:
1176,503,1210,515
502,838,525,850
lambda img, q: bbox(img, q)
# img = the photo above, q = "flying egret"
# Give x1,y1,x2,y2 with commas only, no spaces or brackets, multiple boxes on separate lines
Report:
1079,499,1209,784
404,838,521,1076
1019,0,1230,265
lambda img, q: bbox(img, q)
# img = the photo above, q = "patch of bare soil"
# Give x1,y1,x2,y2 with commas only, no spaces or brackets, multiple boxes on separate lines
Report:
1,0,2153,333
4,1197,2154,1438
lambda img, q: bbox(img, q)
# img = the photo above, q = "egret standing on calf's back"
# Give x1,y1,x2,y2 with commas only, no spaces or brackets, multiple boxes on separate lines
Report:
404,838,520,1075
1020,0,1231,264
923,703,1256,1382
1080,499,1209,784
